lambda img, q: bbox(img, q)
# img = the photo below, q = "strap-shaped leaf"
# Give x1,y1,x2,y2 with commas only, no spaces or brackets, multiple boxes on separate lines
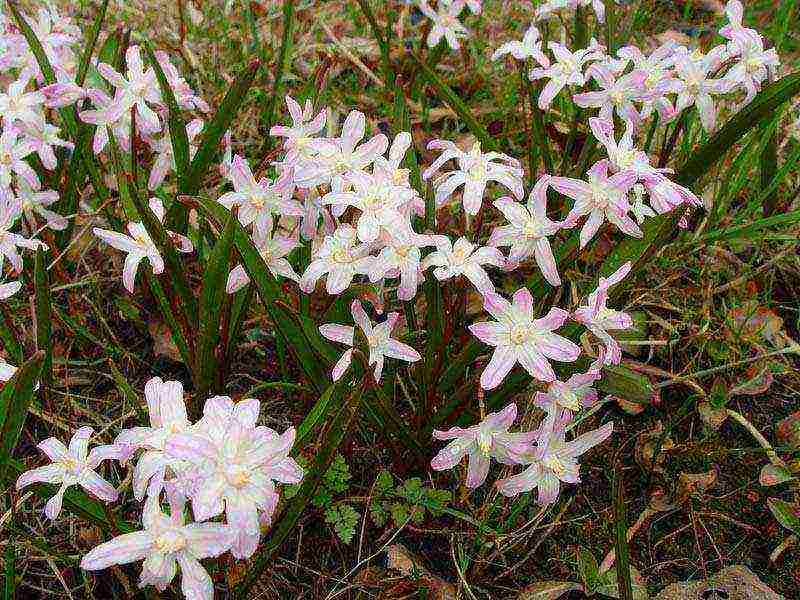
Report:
600,72,800,279
196,213,236,396
33,249,52,396
234,376,365,599
260,0,296,139
144,42,190,194
75,0,110,86
185,59,261,195
195,198,334,392
0,351,44,480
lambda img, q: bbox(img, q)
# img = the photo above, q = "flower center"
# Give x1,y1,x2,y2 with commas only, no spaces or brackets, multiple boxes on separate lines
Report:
153,531,186,554
60,456,82,475
543,454,566,476
509,325,529,345
332,249,351,263
522,219,543,239
225,465,251,488
0,152,12,166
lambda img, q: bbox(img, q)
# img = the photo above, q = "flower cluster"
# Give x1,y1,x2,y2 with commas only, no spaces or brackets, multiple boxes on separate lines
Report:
16,378,303,599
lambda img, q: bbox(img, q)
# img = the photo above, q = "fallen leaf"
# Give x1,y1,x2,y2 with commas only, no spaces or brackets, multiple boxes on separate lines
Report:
767,498,800,534
517,581,584,599
635,421,674,473
596,566,649,599
698,401,728,430
676,467,718,502
730,365,773,396
148,318,182,362
776,412,800,451
760,464,794,487
730,305,786,347
653,565,781,600
386,544,457,600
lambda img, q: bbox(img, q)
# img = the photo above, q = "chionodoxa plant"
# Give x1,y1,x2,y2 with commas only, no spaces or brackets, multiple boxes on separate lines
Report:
0,0,796,597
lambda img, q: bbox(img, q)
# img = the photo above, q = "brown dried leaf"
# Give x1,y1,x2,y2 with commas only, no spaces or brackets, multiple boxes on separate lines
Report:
654,565,781,600
759,464,794,487
776,411,800,451
698,401,728,430
730,366,773,396
386,544,457,600
148,318,182,362
730,305,786,347
676,466,718,502
517,581,584,599
635,421,674,473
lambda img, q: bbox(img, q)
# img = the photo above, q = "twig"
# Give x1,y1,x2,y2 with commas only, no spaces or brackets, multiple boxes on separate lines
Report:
726,408,785,467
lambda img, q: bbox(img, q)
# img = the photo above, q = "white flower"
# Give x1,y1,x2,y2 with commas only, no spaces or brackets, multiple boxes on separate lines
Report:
0,125,39,190
81,493,233,600
319,300,421,382
15,181,66,231
418,0,470,51
530,39,605,110
469,288,581,389
299,224,375,295
17,119,73,171
16,427,119,519
421,236,505,295
226,229,300,293
93,198,194,293
270,95,326,167
674,46,731,132
0,189,45,274
96,45,162,134
422,140,524,216
147,119,203,190
492,24,548,64
0,76,45,126
487,175,563,286
369,230,435,301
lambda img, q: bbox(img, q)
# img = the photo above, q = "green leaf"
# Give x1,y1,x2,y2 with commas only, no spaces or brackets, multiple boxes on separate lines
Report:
0,351,44,480
410,52,495,151
234,377,365,599
295,382,340,448
195,198,333,391
33,249,52,395
768,498,800,534
143,42,190,195
577,547,600,591
596,567,649,600
196,213,236,396
600,72,800,279
185,59,261,196
324,503,359,545
75,0,110,86
260,0,296,139
2,527,14,599
612,470,634,600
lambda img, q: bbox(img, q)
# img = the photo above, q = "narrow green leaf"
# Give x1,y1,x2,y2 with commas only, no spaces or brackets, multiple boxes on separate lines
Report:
295,381,342,448
186,59,261,195
33,249,52,396
600,72,800,279
195,198,333,392
760,116,778,217
698,208,800,244
75,0,110,86
612,470,634,600
2,536,14,600
143,42,190,194
768,498,800,534
234,376,365,599
354,0,391,83
260,0,296,139
0,351,45,480
410,52,496,151
197,213,236,396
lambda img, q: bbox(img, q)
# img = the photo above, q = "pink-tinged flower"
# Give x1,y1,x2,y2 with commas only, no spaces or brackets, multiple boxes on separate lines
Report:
589,118,702,217
18,8,80,80
421,236,505,295
530,39,605,110
369,231,435,301
430,403,536,488
0,280,21,299
723,32,779,103
41,79,86,108
17,119,73,171
492,24,548,64
16,426,118,519
0,189,45,274
299,224,374,295
0,77,44,126
551,160,640,248
534,352,604,419
166,396,303,558
0,356,20,382
423,140,524,215
615,43,682,122
488,175,563,286
81,493,232,600
674,46,731,132
96,45,162,134
0,125,39,189
226,229,300,293
536,0,606,22
219,130,233,178
418,0,470,51
155,50,211,113
573,64,650,128
319,300,421,382
79,88,132,154
719,0,761,49
373,132,414,190
497,414,613,503
15,181,66,231
217,155,303,236
93,198,193,293
112,377,193,501
321,170,414,243
453,0,482,15
270,95,326,167
573,262,633,365
294,110,387,192
298,187,335,241
147,119,203,189
469,289,581,389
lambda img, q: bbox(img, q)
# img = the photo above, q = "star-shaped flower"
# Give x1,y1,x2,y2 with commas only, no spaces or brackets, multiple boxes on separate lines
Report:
469,288,581,389
299,224,375,295
226,229,300,293
421,236,505,295
319,300,421,382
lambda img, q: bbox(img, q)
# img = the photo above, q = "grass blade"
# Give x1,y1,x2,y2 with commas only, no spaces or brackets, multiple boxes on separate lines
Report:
612,468,634,600
2,541,14,600
0,351,44,480
234,376,365,599
260,0,296,142
760,116,778,217
197,213,236,396
185,59,261,195
410,52,496,151
33,249,52,399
